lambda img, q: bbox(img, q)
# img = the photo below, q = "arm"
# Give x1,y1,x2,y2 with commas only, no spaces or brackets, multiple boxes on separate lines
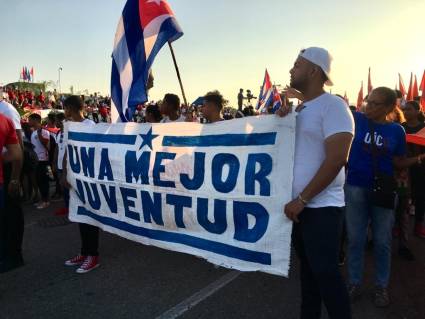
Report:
52,143,59,173
60,148,71,189
3,143,23,196
16,129,23,148
284,132,353,222
37,129,49,149
393,154,425,169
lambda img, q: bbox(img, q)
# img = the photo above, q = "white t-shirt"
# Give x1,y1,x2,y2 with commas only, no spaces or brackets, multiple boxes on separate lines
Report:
82,118,96,125
160,115,186,123
292,93,354,208
60,118,95,169
56,130,65,170
0,100,21,130
31,129,50,161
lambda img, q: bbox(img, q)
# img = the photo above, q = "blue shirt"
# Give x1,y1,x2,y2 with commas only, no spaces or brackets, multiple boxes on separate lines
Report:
346,112,406,188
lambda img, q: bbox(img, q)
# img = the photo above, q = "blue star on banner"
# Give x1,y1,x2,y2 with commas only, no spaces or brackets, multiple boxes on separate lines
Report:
139,127,159,150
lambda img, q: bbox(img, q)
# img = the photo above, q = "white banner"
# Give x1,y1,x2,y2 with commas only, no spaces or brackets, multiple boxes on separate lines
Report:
65,115,295,277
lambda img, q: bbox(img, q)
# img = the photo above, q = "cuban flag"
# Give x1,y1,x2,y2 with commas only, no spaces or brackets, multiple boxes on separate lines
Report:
111,0,183,122
271,85,282,113
256,69,273,112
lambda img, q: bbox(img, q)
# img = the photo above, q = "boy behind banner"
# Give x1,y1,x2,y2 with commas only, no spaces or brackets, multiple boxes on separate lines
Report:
61,96,99,274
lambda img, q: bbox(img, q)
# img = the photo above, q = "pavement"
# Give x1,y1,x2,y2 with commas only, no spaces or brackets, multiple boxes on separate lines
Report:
1,200,424,319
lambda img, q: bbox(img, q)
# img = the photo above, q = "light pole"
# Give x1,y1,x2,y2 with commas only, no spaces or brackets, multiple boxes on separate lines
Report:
58,67,63,93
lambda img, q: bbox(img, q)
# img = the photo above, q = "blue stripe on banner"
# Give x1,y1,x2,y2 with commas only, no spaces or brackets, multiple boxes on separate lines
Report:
68,132,137,144
162,133,277,147
78,206,271,265
123,0,148,115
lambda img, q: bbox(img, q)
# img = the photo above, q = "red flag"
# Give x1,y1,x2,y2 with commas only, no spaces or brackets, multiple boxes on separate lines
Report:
356,81,363,111
399,73,407,97
420,94,425,112
22,67,26,81
368,67,373,94
343,91,349,104
407,72,414,101
413,75,419,99
420,70,425,92
407,127,425,145
30,67,34,76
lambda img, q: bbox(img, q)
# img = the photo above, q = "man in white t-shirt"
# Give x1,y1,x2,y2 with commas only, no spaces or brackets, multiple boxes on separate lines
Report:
277,47,354,319
28,113,51,210
159,93,185,123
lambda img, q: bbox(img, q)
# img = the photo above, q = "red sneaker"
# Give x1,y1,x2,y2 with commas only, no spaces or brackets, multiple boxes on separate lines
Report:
414,224,425,238
76,256,100,274
54,207,69,216
64,254,86,266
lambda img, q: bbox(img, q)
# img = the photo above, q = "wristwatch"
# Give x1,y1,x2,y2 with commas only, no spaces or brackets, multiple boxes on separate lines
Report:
297,194,309,205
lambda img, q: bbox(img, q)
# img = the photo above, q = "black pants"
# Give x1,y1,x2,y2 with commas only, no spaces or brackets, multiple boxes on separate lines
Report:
0,163,24,261
395,193,410,248
36,161,50,201
292,206,351,319
79,223,99,256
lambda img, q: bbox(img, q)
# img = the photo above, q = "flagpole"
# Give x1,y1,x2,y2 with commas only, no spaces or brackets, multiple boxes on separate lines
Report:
168,42,188,106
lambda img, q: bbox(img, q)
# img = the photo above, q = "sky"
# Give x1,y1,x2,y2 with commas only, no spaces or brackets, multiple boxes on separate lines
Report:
1,0,424,107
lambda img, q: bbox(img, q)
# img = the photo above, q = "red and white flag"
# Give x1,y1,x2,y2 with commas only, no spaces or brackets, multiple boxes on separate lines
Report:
367,67,373,94
356,81,363,111
399,73,407,97
407,72,414,101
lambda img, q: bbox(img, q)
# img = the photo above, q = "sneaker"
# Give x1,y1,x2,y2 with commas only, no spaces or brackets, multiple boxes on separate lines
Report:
64,254,86,266
76,256,100,274
36,202,50,210
374,286,390,308
398,246,415,261
414,224,425,238
54,207,69,216
347,284,361,301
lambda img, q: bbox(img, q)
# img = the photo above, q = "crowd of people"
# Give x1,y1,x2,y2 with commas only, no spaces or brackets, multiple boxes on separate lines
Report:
1,46,425,319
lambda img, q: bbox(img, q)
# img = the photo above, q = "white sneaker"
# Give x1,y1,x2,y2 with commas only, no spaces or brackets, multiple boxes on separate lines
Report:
36,202,50,209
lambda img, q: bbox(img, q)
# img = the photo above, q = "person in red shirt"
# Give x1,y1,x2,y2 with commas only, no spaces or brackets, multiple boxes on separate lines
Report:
0,113,21,198
0,113,23,273
26,91,34,104
7,89,16,102
18,92,24,105
37,91,45,105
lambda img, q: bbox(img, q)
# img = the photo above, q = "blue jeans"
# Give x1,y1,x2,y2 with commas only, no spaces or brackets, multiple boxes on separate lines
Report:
345,184,395,288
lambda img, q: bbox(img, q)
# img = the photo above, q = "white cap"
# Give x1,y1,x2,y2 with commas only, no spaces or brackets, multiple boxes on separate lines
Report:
299,47,333,86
